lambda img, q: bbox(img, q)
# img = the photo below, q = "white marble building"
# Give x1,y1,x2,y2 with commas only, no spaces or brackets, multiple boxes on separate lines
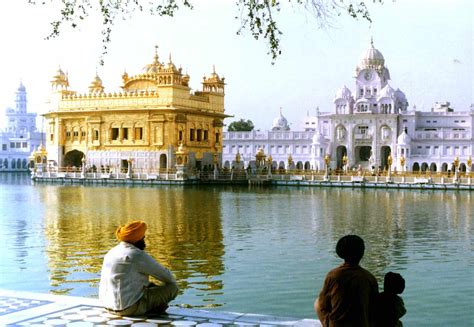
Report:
0,83,44,171
223,41,473,173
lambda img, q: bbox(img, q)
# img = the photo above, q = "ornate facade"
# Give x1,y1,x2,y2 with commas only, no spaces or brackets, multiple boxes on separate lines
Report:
0,83,44,171
44,47,229,172
223,40,474,173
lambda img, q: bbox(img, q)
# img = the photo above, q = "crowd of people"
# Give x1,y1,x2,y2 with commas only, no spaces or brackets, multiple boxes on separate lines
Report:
99,222,405,326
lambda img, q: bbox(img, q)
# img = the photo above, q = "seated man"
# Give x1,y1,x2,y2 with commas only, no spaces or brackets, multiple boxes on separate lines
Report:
315,235,379,327
99,221,179,316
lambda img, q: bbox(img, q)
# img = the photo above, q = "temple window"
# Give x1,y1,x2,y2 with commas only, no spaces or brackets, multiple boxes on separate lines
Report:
50,133,54,141
66,131,71,139
112,128,119,140
94,130,99,141
197,129,202,141
135,127,143,140
203,130,208,141
178,130,183,142
190,128,195,141
123,128,129,140
73,131,79,141
81,131,86,138
215,132,220,144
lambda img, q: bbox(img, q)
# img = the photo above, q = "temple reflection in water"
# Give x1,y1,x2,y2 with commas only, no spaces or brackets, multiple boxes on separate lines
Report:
40,184,224,307
3,174,471,323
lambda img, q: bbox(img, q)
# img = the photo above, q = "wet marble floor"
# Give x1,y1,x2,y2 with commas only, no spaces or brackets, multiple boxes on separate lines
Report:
0,290,321,327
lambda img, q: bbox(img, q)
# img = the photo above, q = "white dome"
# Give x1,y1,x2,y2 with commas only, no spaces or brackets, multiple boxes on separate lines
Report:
272,109,290,131
395,88,406,100
397,129,412,145
335,85,352,100
378,84,395,100
357,39,385,70
312,132,326,145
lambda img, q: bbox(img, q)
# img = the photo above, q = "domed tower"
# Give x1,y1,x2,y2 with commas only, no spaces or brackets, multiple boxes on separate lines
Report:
377,84,396,114
271,108,290,131
354,38,391,113
15,82,27,113
51,67,70,91
202,65,225,94
334,85,354,114
88,73,105,94
394,88,409,112
396,127,412,171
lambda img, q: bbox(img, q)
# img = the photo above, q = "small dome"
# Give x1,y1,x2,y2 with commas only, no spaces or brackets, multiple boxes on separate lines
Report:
378,84,395,99
312,132,326,145
143,48,163,74
272,108,290,131
17,82,26,92
397,129,412,145
394,88,406,100
357,38,385,70
335,85,352,100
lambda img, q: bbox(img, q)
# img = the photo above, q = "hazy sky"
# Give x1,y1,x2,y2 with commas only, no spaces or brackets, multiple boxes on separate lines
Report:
0,0,472,130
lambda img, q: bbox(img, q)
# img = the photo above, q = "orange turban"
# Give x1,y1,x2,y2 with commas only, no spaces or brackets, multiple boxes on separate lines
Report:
116,221,147,243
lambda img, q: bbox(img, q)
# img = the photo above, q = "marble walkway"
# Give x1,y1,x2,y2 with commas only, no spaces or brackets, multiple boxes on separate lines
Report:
0,290,322,327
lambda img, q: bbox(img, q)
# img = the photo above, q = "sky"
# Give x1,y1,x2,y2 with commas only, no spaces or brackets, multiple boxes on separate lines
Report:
0,0,472,131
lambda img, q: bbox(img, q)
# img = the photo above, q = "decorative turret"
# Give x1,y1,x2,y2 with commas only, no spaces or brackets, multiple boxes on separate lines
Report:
272,108,290,131
51,67,69,90
143,45,163,75
88,73,105,94
202,65,225,93
15,82,27,113
334,85,354,114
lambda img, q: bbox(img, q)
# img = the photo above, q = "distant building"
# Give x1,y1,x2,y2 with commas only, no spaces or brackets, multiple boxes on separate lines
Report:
223,40,473,173
43,47,229,172
0,83,44,172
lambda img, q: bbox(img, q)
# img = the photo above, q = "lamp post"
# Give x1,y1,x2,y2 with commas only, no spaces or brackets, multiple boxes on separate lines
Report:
126,157,132,179
324,154,331,181
81,155,86,178
387,154,392,180
342,155,348,175
400,156,406,174
453,156,460,183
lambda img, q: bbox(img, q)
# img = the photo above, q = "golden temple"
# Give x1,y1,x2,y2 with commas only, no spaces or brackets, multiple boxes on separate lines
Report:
43,46,229,173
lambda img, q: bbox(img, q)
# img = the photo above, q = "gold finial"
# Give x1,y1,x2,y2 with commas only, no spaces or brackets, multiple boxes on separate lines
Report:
169,53,172,64
370,36,374,47
153,45,159,62
213,64,216,74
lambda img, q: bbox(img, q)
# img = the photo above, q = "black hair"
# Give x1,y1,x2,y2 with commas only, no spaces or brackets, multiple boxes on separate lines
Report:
384,272,405,294
336,235,365,264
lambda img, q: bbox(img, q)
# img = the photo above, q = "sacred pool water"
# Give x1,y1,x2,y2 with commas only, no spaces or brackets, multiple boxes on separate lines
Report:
0,173,472,326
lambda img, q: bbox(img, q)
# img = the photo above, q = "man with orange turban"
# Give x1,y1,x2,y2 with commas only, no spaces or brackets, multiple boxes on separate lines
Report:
99,220,179,316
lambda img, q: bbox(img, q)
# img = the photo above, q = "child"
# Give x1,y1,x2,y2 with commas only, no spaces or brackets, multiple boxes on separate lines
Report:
376,271,407,327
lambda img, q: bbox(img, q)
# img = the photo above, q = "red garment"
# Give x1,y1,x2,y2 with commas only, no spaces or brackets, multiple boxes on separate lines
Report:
317,263,379,327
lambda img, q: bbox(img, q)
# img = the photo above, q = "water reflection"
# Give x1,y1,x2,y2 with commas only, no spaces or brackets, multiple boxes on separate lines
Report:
0,175,472,325
39,185,225,306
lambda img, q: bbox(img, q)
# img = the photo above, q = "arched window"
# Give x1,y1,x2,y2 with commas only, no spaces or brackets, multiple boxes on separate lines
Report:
412,162,420,172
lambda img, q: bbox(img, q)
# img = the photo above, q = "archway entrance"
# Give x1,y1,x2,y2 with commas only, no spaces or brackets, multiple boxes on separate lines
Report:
64,150,85,168
160,154,167,170
336,146,347,169
355,146,372,166
380,146,391,170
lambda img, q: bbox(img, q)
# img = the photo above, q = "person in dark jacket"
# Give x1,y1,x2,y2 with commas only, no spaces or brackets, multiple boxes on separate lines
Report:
315,235,379,327
375,272,406,327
